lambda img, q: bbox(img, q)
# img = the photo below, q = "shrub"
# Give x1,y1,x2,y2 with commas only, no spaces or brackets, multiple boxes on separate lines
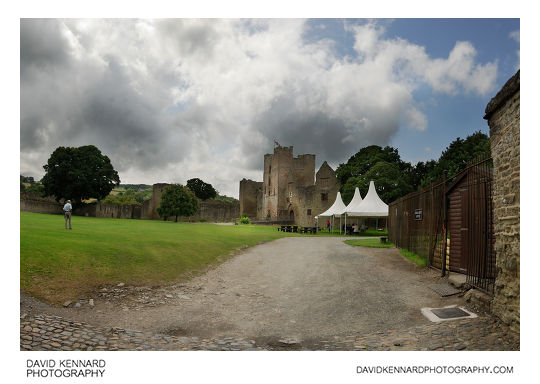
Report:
239,216,251,224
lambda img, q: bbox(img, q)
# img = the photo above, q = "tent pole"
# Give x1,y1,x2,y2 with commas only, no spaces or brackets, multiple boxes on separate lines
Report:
345,213,347,236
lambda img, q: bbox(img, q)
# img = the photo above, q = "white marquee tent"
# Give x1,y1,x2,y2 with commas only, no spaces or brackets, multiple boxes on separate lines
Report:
344,180,389,232
315,191,347,231
345,187,363,211
346,181,388,217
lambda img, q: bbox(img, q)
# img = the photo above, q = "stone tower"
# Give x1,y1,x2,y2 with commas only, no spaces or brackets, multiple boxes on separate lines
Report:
239,145,338,226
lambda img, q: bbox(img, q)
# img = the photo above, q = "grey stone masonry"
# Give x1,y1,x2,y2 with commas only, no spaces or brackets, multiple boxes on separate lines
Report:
484,70,520,333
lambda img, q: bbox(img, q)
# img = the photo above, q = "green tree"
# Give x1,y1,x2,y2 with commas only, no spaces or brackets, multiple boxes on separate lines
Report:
410,160,437,190
25,183,46,196
157,184,199,222
342,161,414,204
336,145,411,186
102,193,139,206
337,145,414,203
420,131,490,187
186,178,218,200
41,145,120,204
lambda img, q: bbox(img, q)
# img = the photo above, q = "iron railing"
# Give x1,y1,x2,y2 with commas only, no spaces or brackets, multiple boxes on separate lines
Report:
388,156,495,294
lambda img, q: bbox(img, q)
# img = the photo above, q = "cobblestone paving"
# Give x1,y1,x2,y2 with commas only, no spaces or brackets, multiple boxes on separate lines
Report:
20,313,519,351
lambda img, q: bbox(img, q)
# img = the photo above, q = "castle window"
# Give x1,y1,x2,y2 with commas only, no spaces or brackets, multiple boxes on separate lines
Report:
269,166,271,173
321,193,328,201
307,209,312,216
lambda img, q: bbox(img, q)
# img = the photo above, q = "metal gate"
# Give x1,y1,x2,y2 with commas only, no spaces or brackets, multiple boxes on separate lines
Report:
463,157,496,293
389,156,496,294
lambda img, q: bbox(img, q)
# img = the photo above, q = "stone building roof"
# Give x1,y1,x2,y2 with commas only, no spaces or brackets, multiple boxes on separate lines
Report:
484,70,520,120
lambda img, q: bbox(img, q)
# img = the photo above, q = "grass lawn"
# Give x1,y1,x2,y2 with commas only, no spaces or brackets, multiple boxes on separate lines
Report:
399,249,428,268
20,212,297,304
344,238,395,248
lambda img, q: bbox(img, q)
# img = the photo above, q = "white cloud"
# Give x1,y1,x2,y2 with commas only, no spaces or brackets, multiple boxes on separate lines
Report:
20,19,499,197
510,29,520,69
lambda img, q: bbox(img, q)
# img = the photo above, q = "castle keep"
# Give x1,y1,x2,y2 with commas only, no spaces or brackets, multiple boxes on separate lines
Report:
239,146,339,227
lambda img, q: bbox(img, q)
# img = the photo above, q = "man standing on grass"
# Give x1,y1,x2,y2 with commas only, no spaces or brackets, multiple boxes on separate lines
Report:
63,200,72,229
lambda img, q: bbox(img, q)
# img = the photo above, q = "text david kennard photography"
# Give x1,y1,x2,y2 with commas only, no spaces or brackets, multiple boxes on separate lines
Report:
26,359,106,378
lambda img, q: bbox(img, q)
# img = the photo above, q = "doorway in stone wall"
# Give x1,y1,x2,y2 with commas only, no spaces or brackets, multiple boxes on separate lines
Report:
289,210,294,221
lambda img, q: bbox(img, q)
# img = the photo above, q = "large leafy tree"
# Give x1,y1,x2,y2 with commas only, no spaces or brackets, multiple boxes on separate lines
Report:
186,178,218,200
157,184,199,222
336,145,411,186
337,145,415,203
420,131,490,188
341,161,414,204
410,160,437,190
41,145,120,204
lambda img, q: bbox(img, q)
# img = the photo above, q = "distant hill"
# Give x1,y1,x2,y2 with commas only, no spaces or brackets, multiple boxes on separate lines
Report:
119,184,152,191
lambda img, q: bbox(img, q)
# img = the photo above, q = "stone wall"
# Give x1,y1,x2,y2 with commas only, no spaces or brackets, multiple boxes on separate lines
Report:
239,179,262,218
142,183,240,222
484,70,520,332
76,203,141,219
21,185,239,223
241,146,339,226
20,193,142,219
20,193,63,215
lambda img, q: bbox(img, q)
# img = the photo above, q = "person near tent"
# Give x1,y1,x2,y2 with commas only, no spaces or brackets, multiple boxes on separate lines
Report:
326,219,331,233
360,222,367,232
352,223,358,234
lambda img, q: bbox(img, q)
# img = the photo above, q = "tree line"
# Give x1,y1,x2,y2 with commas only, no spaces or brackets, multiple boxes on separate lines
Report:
22,145,237,211
336,131,490,204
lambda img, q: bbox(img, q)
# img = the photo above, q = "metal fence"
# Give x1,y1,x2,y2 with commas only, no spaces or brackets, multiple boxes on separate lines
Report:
388,156,496,294
388,177,447,270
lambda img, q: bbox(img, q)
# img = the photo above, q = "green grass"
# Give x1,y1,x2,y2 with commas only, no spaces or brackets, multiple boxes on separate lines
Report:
399,249,428,268
344,238,428,268
314,228,388,237
344,238,395,248
20,212,297,303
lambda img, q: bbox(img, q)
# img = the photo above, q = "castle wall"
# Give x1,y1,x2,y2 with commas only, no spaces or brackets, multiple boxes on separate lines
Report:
142,183,170,220
20,193,63,215
484,70,520,333
22,183,239,223
293,154,315,187
145,183,239,222
20,193,142,219
241,146,339,226
290,161,339,227
239,179,262,218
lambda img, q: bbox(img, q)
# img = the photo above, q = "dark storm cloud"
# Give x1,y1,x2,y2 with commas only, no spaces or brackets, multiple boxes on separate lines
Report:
20,20,192,178
20,19,70,75
20,19,499,196
252,94,397,167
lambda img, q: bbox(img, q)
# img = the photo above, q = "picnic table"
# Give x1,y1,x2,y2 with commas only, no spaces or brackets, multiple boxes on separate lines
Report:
278,226,317,234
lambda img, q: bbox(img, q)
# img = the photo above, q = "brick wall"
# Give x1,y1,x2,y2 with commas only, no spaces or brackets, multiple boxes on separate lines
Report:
484,70,520,332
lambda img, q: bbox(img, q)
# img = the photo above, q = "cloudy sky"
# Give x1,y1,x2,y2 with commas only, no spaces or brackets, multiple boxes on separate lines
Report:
20,18,519,198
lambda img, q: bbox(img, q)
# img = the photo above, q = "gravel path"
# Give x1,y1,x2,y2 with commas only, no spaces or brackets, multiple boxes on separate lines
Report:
20,237,519,350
